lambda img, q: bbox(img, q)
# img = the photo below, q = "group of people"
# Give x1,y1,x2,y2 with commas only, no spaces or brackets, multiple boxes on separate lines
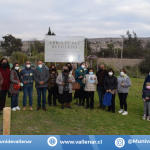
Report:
0,58,133,116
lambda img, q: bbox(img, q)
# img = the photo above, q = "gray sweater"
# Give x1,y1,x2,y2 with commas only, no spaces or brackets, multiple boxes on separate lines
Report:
33,67,49,88
10,70,20,94
117,75,131,93
56,73,75,94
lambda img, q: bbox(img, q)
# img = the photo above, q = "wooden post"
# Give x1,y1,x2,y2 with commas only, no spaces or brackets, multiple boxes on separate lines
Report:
3,107,11,135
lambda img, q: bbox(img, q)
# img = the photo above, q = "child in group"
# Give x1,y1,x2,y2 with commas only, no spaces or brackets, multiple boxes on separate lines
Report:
142,82,150,121
82,68,98,109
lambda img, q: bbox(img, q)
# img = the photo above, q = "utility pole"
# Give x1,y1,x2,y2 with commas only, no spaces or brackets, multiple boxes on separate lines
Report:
120,35,124,59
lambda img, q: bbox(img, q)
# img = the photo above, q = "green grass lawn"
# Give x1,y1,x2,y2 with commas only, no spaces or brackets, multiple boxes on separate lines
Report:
0,77,149,135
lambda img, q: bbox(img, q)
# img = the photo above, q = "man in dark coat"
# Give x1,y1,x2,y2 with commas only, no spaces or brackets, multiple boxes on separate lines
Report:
96,64,108,110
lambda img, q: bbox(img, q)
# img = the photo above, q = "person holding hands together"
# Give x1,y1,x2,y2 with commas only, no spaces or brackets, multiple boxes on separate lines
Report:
82,68,98,110
104,68,117,113
56,66,75,109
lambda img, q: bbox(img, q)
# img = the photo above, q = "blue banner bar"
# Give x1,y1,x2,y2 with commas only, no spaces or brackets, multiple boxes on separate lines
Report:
0,135,150,150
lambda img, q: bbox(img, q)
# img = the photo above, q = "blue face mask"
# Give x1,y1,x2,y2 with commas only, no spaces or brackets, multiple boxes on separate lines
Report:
89,72,93,75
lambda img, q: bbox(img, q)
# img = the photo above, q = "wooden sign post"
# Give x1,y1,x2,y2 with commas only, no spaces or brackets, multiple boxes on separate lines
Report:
3,107,11,135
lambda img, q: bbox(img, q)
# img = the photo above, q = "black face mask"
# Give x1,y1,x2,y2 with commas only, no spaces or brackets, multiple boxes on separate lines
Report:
51,68,56,71
64,69,69,73
2,63,7,68
67,66,72,72
100,69,103,72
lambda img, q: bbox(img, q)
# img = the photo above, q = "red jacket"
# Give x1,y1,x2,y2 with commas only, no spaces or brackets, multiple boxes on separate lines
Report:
0,67,10,90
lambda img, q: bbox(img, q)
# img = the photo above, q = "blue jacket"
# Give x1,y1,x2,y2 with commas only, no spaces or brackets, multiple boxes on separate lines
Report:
75,66,88,89
142,89,150,102
20,67,34,86
143,75,150,92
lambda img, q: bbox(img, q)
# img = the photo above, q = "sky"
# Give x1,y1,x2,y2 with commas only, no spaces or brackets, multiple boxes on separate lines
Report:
0,0,150,41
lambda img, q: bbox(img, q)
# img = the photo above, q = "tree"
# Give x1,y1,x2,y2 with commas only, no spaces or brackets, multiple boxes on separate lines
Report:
85,39,92,57
107,43,114,50
123,30,143,58
0,52,3,60
30,40,44,54
10,51,28,65
1,34,23,56
46,27,55,35
145,41,150,50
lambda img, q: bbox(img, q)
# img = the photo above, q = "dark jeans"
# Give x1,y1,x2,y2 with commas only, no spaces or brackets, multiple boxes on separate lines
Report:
23,86,33,106
86,91,94,108
97,86,105,107
48,86,57,105
108,94,115,112
11,93,19,108
37,87,47,108
118,93,128,111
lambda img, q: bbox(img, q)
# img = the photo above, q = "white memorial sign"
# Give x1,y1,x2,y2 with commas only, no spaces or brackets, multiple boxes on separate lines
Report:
45,36,85,62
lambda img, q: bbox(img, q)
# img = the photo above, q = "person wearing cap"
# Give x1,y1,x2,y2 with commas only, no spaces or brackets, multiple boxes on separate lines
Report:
74,62,88,106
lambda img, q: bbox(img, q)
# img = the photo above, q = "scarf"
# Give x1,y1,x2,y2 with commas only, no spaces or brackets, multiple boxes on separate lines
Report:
62,72,69,91
37,66,43,72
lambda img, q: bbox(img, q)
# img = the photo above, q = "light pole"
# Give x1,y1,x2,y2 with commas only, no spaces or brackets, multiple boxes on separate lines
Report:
120,35,124,59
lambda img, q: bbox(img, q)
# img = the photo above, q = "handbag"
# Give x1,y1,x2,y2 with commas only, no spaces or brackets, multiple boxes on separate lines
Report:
12,72,21,90
13,80,21,90
72,82,81,90
103,93,112,106
110,89,118,95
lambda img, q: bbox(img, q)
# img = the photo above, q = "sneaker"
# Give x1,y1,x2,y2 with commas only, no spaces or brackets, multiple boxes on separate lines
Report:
147,117,150,121
12,107,16,111
122,111,128,115
118,109,123,113
16,106,20,110
142,115,146,120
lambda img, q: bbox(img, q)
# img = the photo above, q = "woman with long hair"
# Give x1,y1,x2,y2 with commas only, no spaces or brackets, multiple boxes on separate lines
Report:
0,58,10,115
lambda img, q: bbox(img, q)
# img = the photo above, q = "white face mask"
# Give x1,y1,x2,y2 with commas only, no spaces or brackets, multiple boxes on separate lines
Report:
120,72,124,76
15,67,19,70
26,65,30,68
38,64,43,68
81,65,85,69
108,72,113,76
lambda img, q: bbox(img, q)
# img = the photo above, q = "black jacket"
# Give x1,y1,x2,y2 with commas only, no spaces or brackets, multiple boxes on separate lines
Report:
104,75,118,91
96,69,108,91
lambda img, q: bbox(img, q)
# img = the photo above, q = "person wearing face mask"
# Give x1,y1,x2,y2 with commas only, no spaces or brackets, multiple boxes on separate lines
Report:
96,64,108,110
47,65,58,106
56,66,75,109
74,62,88,106
20,60,34,111
142,70,150,117
33,60,49,111
0,72,3,115
66,63,75,78
104,68,117,113
117,69,131,115
82,68,98,109
10,63,21,111
142,82,150,121
0,58,10,115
